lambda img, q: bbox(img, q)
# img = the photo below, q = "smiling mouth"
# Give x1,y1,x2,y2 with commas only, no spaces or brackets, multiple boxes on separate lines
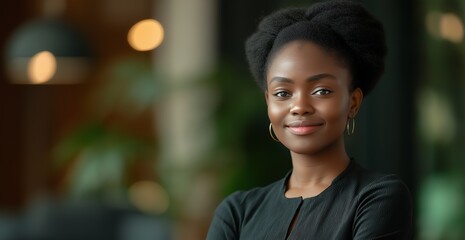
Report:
287,126,322,135
285,121,323,135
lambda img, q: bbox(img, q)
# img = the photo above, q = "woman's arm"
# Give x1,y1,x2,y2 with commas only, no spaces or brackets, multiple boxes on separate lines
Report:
353,175,413,240
206,192,244,240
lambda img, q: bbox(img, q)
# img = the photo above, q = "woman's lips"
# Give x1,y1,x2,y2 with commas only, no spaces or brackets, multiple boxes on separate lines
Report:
285,121,323,135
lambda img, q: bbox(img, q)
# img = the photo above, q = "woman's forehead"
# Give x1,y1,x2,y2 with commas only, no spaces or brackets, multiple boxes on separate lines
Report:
267,41,350,77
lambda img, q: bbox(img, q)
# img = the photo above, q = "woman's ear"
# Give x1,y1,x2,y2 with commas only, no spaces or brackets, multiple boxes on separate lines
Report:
349,88,363,117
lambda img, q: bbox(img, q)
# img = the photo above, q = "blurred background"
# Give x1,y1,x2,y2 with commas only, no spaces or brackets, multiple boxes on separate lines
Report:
0,0,464,239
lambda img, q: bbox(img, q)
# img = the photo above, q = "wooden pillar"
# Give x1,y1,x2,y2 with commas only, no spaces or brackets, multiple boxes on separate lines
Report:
153,0,218,239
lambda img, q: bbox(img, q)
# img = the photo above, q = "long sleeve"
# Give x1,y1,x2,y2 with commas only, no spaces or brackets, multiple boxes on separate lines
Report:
206,192,243,240
353,175,413,240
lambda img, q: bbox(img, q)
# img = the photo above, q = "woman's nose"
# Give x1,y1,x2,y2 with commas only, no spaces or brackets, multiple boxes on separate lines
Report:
290,93,314,115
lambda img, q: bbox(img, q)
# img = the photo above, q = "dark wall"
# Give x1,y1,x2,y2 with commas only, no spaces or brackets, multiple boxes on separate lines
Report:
0,0,33,210
350,0,418,192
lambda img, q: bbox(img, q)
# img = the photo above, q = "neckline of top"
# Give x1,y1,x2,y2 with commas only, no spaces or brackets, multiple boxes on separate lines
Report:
280,158,355,201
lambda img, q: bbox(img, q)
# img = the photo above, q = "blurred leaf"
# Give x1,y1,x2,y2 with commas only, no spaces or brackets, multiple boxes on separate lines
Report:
52,123,106,168
90,58,162,119
52,121,156,201
69,148,125,202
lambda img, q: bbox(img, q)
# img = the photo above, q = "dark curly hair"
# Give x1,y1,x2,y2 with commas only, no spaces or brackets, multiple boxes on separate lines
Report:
245,0,386,96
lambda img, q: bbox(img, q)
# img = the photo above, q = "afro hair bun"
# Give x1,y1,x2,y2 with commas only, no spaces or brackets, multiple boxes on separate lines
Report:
245,0,387,96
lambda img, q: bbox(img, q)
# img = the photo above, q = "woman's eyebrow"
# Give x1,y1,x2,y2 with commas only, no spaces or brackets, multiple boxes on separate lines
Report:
269,73,336,84
269,76,293,84
307,73,336,81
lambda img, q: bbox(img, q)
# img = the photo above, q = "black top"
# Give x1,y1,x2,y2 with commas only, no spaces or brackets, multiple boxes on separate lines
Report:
207,160,412,240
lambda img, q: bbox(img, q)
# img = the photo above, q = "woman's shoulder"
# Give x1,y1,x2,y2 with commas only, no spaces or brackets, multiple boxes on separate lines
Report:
348,163,413,238
349,162,411,196
348,161,412,222
221,177,285,207
208,176,286,239
215,175,286,216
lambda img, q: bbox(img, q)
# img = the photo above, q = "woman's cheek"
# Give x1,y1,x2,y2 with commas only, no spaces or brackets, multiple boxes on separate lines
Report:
320,100,348,123
268,102,286,120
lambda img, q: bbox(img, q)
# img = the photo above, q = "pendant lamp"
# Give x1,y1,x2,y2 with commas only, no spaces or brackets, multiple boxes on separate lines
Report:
4,0,93,84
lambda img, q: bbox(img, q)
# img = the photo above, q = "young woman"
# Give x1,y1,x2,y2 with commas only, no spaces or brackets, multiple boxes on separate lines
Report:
207,0,413,239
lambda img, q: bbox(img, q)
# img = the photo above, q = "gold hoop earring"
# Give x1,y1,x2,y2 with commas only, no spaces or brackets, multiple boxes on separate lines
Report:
346,118,355,135
269,123,280,142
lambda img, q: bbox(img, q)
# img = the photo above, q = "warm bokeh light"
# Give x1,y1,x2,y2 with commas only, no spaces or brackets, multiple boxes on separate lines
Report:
127,19,164,51
128,181,170,214
425,12,464,43
27,51,57,84
440,13,464,43
418,89,456,144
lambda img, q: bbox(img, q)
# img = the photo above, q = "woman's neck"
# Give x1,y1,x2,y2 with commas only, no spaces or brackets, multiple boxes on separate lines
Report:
286,141,350,198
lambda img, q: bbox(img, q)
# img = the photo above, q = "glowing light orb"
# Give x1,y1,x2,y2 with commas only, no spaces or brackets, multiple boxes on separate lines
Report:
27,51,57,84
128,19,164,51
129,181,170,214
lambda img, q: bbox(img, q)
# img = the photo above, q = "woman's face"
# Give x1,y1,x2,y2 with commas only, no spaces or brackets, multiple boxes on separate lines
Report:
266,40,362,156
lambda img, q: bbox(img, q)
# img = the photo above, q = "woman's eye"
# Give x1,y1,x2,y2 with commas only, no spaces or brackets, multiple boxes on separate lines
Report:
274,91,291,98
313,89,332,95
